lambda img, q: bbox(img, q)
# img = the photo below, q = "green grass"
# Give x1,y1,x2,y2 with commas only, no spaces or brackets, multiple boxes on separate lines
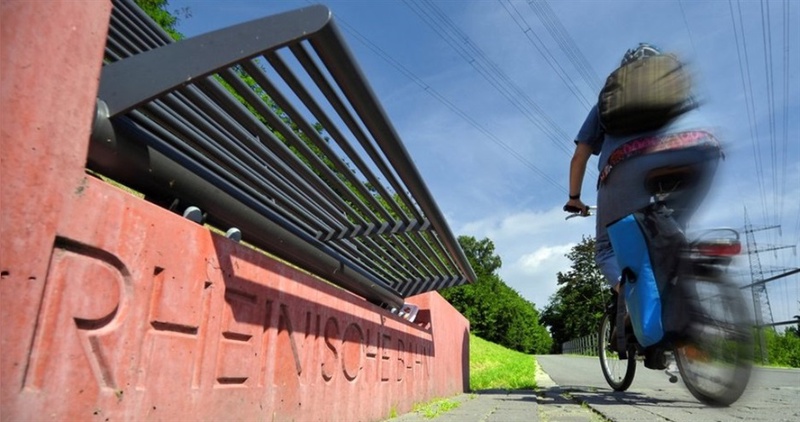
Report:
410,397,461,419
391,335,536,420
469,334,537,391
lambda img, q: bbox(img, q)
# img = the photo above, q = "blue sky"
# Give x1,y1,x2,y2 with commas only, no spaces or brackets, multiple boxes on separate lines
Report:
168,0,799,325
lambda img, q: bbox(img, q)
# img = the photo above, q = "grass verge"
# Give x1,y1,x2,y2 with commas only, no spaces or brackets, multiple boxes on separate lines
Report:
469,333,537,391
394,334,537,419
409,397,461,419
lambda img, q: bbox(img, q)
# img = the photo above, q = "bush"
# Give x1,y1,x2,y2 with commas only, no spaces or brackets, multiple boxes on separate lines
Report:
764,327,800,368
440,274,552,355
440,236,552,355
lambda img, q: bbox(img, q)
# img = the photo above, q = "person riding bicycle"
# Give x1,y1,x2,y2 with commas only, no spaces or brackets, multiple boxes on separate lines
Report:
565,43,723,296
565,50,751,398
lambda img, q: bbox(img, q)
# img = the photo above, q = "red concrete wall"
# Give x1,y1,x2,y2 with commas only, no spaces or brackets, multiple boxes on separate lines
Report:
0,2,470,421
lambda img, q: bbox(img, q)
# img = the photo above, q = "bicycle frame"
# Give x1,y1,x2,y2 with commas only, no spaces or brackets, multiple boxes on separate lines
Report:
567,203,753,405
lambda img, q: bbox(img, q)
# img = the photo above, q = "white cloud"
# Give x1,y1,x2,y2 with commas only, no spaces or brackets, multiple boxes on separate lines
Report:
518,244,575,274
507,243,576,308
458,204,595,308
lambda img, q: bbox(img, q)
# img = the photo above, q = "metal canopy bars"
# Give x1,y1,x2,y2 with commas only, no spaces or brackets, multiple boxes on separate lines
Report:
89,0,476,309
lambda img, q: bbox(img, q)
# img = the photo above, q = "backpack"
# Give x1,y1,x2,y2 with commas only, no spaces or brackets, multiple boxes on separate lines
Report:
598,54,694,136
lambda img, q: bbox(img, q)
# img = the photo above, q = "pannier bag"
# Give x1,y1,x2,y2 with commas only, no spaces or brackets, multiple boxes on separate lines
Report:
608,213,664,347
606,202,689,348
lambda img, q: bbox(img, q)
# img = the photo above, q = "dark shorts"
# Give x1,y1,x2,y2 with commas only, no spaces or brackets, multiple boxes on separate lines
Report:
594,146,720,286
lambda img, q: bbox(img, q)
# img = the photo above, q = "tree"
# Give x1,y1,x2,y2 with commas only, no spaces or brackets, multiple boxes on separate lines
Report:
440,236,552,354
134,0,186,40
540,236,610,353
458,236,502,277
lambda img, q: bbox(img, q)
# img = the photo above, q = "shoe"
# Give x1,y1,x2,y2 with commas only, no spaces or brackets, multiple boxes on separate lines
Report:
644,347,668,370
664,353,679,383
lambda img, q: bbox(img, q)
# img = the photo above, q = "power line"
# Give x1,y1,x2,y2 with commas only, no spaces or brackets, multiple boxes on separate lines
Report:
779,0,792,230
498,0,594,110
728,0,771,227
403,0,579,160
334,12,568,193
527,0,603,93
759,0,780,225
678,0,698,58
737,0,798,241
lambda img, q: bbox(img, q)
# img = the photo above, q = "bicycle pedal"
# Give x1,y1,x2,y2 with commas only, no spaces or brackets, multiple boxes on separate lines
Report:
664,356,679,383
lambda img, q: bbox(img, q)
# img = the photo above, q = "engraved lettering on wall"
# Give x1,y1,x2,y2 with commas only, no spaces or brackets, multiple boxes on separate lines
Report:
215,287,260,387
137,263,211,390
24,237,132,392
341,323,364,381
380,333,392,382
321,317,339,382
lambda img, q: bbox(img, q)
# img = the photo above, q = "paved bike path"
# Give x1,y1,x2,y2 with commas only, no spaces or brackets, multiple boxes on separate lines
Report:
389,355,799,421
386,359,602,422
537,354,800,422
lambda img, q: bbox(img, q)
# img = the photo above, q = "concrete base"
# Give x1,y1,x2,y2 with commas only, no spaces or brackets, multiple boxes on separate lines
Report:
1,1,469,420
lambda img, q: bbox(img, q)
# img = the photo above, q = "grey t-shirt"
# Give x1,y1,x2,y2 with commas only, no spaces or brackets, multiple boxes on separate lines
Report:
575,104,714,173
574,104,721,275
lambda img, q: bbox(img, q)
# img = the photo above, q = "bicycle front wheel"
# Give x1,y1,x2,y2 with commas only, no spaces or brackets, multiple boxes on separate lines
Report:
598,310,636,391
674,277,753,406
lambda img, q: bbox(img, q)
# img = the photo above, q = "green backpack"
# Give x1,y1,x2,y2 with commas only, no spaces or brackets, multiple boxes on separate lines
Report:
598,54,694,136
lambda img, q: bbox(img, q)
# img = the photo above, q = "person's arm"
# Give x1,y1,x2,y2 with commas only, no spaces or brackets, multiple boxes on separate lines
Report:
564,142,593,214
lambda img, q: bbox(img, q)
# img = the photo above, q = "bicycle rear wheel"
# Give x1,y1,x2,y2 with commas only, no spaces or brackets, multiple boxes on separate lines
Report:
598,310,636,391
674,277,753,406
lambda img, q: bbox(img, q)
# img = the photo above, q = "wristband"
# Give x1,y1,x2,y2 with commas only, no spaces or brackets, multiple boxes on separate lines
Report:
569,193,580,200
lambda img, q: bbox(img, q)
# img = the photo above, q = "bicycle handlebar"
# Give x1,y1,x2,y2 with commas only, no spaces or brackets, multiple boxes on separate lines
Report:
564,205,596,220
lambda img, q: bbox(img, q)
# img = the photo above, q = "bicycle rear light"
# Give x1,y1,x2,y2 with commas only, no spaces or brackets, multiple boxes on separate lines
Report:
696,239,741,257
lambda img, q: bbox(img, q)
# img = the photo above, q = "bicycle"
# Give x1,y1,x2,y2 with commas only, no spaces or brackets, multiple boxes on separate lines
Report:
565,167,753,406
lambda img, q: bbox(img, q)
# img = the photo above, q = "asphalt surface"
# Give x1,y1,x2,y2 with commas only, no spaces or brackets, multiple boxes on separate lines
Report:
387,355,800,422
387,359,602,422
541,355,800,422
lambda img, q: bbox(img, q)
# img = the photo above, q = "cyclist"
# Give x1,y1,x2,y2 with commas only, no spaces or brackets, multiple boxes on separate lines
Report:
565,43,723,296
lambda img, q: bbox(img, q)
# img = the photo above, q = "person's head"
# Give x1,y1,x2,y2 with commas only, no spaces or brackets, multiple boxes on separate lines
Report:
620,43,662,66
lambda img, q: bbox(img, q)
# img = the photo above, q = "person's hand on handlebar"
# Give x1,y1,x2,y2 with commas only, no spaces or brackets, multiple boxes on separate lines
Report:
566,143,593,216
563,198,590,215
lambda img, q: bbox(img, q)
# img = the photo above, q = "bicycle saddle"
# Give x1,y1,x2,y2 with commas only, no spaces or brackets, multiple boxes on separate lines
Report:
644,165,701,195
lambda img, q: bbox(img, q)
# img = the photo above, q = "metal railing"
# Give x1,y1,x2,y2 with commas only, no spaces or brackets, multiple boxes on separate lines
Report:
561,333,598,356
88,0,476,309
